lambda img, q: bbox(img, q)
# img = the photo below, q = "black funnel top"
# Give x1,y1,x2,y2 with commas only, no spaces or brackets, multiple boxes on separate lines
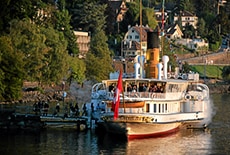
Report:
147,31,159,49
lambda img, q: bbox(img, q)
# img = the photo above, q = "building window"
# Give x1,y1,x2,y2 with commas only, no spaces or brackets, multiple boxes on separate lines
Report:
135,35,139,39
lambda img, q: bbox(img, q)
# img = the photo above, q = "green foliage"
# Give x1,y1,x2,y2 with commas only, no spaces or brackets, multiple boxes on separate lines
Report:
183,23,196,38
120,2,140,32
0,36,24,101
85,30,114,82
67,56,86,85
161,37,177,71
0,0,39,34
190,65,223,79
182,61,191,73
39,26,69,85
222,66,230,82
67,1,107,34
197,18,207,38
209,41,221,51
53,8,79,55
7,19,69,85
0,19,72,101
9,19,47,82
142,8,158,29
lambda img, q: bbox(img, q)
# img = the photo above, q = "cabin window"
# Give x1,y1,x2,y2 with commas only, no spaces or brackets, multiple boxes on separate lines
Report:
167,84,184,93
127,82,137,92
149,82,165,93
146,104,150,112
162,104,164,113
153,104,156,113
165,103,167,112
139,83,148,92
158,104,161,113
109,83,116,92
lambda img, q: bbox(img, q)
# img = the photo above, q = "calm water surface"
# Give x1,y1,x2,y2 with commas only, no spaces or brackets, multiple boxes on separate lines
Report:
0,93,229,155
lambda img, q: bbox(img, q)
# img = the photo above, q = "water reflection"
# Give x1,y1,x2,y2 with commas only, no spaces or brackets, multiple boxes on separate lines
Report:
0,93,230,154
97,129,212,155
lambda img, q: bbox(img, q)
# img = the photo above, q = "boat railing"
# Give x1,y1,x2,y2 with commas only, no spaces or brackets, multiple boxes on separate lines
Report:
124,92,166,99
107,91,184,100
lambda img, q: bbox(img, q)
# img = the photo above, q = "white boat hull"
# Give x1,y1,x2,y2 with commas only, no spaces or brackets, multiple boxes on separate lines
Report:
95,111,208,139
97,120,181,139
91,76,211,140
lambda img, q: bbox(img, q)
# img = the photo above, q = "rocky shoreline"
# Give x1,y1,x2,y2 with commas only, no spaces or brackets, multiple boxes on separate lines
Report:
0,81,229,105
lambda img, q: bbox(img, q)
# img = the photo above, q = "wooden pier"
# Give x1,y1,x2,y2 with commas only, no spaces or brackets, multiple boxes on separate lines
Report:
0,108,89,132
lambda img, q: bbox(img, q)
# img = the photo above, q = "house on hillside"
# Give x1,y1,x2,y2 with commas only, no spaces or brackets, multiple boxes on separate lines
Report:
121,25,153,59
174,11,198,29
164,24,183,39
108,0,128,33
175,38,208,51
108,0,128,22
154,2,176,25
74,31,91,58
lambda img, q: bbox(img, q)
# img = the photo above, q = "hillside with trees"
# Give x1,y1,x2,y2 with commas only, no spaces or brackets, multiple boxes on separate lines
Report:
0,0,230,101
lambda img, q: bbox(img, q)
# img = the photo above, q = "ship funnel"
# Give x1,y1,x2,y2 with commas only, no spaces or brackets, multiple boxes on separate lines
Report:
145,31,160,78
157,63,163,80
162,55,169,79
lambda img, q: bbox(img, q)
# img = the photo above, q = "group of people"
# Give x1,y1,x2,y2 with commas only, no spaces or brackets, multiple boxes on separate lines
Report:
90,102,106,113
149,84,164,93
33,101,107,117
58,102,80,117
33,101,49,116
33,101,87,117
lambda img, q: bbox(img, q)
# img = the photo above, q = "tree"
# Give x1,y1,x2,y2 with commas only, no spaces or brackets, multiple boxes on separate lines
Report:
0,36,24,101
67,1,107,34
183,23,195,38
67,56,86,86
182,61,191,73
222,66,230,82
54,1,79,55
0,0,39,34
161,36,177,72
120,2,140,33
9,19,47,82
85,29,114,82
9,19,69,85
142,8,158,29
39,25,69,85
197,18,207,38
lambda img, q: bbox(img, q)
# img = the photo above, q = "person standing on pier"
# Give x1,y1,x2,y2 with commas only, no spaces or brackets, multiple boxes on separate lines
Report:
82,103,87,116
53,103,60,116
75,103,79,116
43,102,49,116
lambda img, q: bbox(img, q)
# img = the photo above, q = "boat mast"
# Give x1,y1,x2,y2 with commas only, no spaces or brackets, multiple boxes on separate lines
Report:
139,0,143,78
160,0,165,58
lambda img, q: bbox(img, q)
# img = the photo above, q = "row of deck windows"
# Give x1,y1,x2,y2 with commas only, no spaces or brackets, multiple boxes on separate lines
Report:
146,103,178,114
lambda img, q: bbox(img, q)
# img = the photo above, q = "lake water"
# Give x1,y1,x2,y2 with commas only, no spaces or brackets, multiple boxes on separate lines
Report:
0,93,229,155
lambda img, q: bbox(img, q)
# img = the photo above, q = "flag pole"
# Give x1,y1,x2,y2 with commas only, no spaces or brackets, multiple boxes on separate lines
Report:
113,69,123,120
122,78,126,113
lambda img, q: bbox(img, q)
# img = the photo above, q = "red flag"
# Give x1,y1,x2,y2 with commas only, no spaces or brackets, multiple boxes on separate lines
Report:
113,71,123,120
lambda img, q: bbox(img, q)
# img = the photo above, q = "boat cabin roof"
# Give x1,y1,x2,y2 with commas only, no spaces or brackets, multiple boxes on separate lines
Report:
102,78,189,84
